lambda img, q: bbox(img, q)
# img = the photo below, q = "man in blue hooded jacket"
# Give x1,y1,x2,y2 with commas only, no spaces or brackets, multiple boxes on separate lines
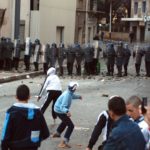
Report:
52,81,82,148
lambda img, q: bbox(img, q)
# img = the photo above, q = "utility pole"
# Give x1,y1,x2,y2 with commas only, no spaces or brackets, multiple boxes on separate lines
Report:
14,0,21,39
109,0,112,39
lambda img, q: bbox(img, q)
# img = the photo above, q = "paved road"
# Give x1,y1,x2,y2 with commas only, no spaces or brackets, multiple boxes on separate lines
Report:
0,75,149,150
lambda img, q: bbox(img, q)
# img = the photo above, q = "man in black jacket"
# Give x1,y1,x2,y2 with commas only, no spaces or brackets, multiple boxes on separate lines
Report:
1,84,50,150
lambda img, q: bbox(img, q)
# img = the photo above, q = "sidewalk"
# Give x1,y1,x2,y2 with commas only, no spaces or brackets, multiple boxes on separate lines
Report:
0,62,44,84
0,70,43,84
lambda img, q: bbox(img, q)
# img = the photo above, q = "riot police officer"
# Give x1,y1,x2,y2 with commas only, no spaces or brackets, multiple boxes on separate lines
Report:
33,39,41,71
5,38,14,71
41,44,49,74
103,43,116,76
133,45,144,76
83,43,94,75
74,43,84,76
50,43,57,68
92,37,102,75
115,42,125,77
66,44,76,75
57,43,66,76
24,37,32,71
12,39,21,71
144,45,150,77
123,44,131,76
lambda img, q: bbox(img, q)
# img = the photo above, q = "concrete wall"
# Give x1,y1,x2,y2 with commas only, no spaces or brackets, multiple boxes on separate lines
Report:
0,0,15,38
40,0,77,45
20,0,30,38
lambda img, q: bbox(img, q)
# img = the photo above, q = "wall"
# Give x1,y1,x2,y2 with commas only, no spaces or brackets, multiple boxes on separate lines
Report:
40,0,76,45
0,0,15,38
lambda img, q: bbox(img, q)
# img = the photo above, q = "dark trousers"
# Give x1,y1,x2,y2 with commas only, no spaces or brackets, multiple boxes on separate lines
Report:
41,90,62,119
145,61,150,77
135,63,141,75
56,113,74,142
58,58,64,76
34,62,39,71
67,62,74,75
124,63,129,75
92,58,98,75
117,65,122,76
84,62,93,75
0,59,4,70
107,63,114,75
5,58,12,71
13,57,19,70
43,63,48,74
24,55,30,71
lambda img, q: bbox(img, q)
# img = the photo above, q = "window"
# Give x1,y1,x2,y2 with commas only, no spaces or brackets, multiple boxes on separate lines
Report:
142,1,146,13
134,2,138,14
30,0,39,11
56,26,64,44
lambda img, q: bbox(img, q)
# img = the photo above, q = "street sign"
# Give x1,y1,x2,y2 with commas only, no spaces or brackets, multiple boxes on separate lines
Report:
144,15,150,22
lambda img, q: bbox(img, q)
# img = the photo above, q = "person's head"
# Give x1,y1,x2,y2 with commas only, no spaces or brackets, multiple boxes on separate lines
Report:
47,67,56,76
108,95,126,121
16,84,30,102
126,96,142,120
68,81,79,92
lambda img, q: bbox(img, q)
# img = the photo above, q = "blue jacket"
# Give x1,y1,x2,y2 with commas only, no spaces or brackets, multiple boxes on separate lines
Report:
103,115,146,150
54,89,81,114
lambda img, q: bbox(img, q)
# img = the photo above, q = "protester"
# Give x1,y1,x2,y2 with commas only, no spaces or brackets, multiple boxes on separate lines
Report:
38,67,62,122
1,84,50,150
86,110,113,150
126,96,148,132
103,95,146,150
52,81,82,148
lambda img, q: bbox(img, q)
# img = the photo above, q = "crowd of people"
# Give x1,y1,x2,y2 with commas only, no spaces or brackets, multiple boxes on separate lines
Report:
0,36,150,77
1,80,150,150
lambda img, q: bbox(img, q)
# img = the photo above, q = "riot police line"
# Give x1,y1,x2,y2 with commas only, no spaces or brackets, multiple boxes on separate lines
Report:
0,36,150,77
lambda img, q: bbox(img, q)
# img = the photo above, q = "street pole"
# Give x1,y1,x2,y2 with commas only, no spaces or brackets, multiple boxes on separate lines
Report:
14,0,21,39
109,0,112,39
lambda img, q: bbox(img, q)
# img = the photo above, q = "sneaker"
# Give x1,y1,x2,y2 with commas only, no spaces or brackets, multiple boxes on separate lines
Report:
51,133,60,138
58,141,71,148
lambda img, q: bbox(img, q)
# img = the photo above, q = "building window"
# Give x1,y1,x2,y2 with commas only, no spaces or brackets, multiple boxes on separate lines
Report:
30,0,40,10
134,2,138,14
56,26,64,44
142,1,146,13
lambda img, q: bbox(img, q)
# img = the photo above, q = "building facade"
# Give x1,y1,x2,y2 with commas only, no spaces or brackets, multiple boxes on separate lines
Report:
122,0,150,42
0,0,76,45
75,0,102,44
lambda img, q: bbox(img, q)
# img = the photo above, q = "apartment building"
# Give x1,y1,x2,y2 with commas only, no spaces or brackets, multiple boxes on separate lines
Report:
75,0,102,44
122,0,150,42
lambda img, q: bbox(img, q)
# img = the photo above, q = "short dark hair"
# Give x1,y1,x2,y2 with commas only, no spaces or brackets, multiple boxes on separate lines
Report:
16,84,30,101
108,96,126,116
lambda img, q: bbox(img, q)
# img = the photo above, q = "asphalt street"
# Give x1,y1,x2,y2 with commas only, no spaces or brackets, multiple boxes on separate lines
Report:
0,74,150,150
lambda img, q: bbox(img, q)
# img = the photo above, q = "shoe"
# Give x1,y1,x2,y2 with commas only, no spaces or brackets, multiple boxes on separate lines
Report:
58,141,71,148
51,133,60,138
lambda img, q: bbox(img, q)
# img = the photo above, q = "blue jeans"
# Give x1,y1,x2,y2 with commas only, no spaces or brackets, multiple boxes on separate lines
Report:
56,113,74,142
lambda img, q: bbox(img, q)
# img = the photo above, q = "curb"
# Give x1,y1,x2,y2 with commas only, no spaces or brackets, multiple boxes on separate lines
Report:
0,71,44,84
